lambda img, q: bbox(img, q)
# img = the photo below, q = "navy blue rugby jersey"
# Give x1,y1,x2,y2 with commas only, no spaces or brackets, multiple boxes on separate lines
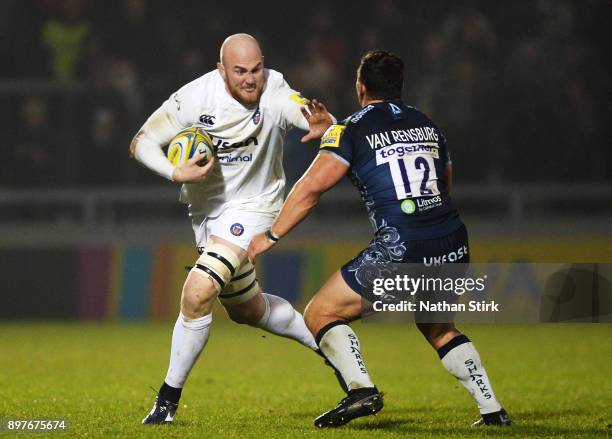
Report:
319,100,462,240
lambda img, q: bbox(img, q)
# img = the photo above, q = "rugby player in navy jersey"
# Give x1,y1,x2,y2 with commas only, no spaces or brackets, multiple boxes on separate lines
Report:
249,50,511,428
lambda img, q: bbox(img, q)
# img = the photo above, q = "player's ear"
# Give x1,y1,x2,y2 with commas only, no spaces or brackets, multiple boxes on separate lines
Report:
357,81,366,96
356,81,367,105
217,62,226,80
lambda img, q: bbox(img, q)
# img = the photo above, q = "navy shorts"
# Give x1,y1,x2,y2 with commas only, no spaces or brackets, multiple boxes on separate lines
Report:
341,223,469,301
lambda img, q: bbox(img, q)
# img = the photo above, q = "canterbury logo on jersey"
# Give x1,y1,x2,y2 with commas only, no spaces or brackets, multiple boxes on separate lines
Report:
199,114,216,126
389,103,402,114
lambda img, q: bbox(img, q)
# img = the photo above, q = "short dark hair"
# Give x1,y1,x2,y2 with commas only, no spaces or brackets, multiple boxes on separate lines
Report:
357,50,404,100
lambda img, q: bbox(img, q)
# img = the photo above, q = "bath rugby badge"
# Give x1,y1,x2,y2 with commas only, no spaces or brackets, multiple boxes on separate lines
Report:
230,223,244,236
252,108,261,125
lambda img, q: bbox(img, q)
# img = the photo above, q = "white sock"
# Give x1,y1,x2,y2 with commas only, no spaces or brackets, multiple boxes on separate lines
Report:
164,313,212,388
256,293,318,350
439,335,502,414
317,323,375,391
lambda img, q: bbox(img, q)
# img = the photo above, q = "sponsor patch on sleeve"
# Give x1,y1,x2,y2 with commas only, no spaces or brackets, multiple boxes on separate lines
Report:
319,124,346,148
289,93,309,105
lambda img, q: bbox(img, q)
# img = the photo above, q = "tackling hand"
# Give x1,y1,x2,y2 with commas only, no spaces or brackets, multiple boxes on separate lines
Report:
248,232,275,263
301,99,333,143
172,154,215,183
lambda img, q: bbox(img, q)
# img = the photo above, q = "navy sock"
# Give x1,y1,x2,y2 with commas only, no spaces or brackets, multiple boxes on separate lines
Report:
159,382,182,404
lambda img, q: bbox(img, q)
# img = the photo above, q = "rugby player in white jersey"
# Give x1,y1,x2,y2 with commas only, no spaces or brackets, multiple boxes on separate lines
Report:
130,34,334,424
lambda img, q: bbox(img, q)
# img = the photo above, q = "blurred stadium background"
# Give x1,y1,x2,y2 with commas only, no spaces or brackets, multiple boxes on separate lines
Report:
1,0,611,321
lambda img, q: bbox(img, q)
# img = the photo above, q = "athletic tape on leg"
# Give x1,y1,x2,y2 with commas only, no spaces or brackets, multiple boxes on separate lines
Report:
193,243,241,292
218,261,260,305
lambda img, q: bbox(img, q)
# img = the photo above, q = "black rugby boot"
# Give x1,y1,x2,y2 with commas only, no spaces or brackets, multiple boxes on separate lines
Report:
314,387,383,428
472,408,512,427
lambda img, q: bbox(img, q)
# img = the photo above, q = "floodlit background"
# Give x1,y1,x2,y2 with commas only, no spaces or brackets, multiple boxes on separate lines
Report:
0,0,610,318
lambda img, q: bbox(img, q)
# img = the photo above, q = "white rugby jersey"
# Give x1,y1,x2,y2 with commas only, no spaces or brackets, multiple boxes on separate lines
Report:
135,69,309,217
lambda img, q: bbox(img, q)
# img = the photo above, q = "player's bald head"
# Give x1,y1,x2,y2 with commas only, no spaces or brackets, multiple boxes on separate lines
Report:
217,33,266,107
219,33,263,66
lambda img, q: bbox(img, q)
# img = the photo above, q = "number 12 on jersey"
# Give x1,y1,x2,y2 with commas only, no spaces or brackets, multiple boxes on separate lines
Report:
375,143,440,200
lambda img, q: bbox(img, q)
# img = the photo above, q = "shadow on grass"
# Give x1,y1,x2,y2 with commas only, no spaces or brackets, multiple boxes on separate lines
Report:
290,406,433,419
171,407,610,438
348,418,413,430
344,408,610,438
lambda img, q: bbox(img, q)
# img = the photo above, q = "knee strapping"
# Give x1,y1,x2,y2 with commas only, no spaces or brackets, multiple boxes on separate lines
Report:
193,243,241,292
218,261,260,305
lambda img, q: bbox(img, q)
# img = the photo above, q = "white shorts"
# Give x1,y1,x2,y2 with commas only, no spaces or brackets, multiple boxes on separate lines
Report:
191,206,277,251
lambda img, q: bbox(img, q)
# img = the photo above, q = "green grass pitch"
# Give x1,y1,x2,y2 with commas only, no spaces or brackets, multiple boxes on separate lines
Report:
1,321,610,438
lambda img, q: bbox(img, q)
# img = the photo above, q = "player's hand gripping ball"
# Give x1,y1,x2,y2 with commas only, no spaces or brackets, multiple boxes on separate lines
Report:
167,127,216,167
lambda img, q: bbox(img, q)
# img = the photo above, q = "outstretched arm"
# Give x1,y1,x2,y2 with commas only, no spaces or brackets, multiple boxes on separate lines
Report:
300,99,334,143
248,152,349,262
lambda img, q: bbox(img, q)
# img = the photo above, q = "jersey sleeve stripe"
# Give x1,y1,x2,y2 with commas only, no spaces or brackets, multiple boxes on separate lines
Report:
319,150,350,167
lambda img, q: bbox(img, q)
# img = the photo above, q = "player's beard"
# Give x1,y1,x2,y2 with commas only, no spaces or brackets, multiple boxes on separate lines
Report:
228,82,263,108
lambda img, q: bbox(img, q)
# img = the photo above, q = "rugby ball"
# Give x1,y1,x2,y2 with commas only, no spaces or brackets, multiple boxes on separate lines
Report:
167,126,216,166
